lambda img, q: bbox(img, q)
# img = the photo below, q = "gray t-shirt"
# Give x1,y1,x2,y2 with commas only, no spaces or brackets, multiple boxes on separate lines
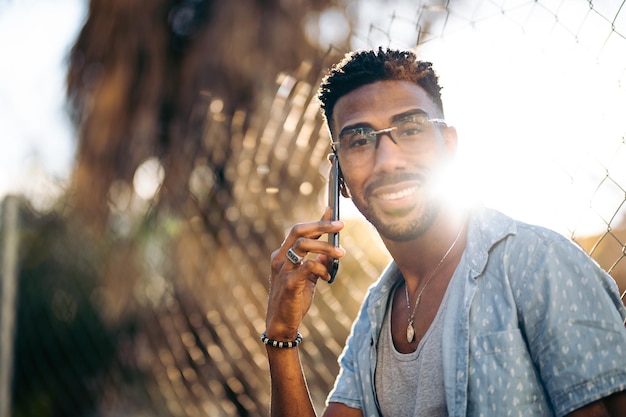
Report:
374,284,450,417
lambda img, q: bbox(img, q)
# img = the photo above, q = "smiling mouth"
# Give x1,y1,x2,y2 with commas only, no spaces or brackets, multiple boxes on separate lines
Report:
378,186,418,201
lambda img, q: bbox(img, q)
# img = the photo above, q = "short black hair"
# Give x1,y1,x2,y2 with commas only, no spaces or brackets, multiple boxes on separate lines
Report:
318,47,444,134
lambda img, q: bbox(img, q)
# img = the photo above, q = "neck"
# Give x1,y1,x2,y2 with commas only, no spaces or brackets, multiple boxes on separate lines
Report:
381,208,467,294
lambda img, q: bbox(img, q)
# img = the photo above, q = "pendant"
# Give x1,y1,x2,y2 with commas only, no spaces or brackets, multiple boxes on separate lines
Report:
406,321,415,343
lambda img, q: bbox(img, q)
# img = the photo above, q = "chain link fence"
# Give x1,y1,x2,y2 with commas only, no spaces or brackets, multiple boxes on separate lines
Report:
1,1,625,416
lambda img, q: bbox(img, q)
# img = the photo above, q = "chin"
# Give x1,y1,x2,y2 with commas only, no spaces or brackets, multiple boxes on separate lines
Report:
374,220,430,242
364,204,441,242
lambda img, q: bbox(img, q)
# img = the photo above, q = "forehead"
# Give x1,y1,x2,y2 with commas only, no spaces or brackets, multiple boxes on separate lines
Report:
332,80,437,132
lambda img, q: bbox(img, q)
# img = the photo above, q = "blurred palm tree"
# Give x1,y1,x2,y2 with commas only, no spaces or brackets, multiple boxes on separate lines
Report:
66,0,328,225
12,0,391,416
12,0,361,416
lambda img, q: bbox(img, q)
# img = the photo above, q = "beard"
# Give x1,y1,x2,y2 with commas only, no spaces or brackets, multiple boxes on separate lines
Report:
352,172,442,242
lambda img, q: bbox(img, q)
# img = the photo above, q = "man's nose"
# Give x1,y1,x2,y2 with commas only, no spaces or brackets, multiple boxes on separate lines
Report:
373,132,406,173
374,130,398,148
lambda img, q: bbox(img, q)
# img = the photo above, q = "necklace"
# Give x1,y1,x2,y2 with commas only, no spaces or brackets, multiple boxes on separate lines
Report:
404,225,464,343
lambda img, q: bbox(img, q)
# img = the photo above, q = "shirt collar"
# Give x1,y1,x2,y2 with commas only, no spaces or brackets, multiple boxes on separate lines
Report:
464,204,517,278
371,204,518,293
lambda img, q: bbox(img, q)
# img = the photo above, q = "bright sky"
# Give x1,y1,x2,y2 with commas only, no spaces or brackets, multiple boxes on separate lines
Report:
1,0,624,237
0,0,85,209
330,1,626,237
421,22,626,237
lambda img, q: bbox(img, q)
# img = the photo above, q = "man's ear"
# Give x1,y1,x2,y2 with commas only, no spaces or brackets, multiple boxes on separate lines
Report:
443,125,458,155
335,155,352,198
328,152,352,198
339,173,351,198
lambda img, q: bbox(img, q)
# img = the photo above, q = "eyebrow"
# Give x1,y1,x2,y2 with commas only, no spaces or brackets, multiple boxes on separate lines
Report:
391,109,428,122
338,108,429,137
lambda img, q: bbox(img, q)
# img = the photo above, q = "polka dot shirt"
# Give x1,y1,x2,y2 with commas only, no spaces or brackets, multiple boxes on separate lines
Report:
327,206,626,417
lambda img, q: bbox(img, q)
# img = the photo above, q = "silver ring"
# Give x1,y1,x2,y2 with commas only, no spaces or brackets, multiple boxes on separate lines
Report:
286,247,305,264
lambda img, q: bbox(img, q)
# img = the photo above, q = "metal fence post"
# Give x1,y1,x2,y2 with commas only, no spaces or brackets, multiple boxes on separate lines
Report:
0,196,20,417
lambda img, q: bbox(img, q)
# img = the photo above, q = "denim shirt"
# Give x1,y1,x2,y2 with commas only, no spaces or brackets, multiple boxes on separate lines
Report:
327,206,626,417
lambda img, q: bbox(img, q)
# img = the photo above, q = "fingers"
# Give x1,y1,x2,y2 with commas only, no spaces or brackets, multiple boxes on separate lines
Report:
293,257,336,283
277,216,342,256
271,212,344,279
283,217,343,247
287,235,343,261
272,244,344,283
321,206,332,221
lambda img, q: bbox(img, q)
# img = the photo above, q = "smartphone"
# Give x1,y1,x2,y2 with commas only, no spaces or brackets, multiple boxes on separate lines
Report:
328,154,340,283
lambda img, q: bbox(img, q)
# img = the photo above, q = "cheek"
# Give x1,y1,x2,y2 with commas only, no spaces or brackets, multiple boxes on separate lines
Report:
410,144,450,166
339,167,364,194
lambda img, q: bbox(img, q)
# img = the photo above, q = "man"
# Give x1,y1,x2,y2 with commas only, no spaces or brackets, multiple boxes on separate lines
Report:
262,48,626,416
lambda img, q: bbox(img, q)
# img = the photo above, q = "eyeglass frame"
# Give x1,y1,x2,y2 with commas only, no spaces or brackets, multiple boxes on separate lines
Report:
330,114,447,154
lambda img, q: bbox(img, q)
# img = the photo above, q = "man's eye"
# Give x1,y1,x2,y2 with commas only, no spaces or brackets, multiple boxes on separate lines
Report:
347,135,371,148
342,129,374,148
397,123,423,136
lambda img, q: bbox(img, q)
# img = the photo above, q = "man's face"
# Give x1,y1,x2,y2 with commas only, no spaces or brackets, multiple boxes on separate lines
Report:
332,80,457,242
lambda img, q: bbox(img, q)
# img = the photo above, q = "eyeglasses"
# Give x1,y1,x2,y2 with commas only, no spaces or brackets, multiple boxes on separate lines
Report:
331,113,446,165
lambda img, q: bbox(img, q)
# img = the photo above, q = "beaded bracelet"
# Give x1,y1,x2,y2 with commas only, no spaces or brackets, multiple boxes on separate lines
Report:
260,331,303,348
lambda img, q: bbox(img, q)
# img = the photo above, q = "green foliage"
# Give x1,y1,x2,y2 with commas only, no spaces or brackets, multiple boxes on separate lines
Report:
11,205,139,417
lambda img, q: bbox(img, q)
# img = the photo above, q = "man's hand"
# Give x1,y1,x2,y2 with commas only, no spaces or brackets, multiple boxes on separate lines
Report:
265,208,345,342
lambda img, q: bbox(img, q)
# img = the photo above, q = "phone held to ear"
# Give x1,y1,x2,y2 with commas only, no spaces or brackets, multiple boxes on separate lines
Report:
328,155,340,283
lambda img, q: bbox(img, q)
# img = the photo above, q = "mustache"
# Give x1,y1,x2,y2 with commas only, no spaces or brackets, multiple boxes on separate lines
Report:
363,172,427,199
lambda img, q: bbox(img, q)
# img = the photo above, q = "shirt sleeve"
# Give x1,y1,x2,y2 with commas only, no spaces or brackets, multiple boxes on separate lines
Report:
515,232,626,417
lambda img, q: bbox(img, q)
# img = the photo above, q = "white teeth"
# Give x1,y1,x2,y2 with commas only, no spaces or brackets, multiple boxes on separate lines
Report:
379,187,417,200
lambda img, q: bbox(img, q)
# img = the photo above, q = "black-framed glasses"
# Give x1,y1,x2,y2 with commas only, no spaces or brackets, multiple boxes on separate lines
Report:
331,113,446,164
